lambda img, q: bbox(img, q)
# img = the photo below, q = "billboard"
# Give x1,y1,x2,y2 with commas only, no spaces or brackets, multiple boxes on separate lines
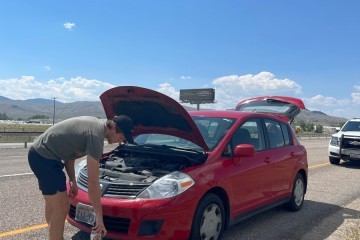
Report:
179,88,215,104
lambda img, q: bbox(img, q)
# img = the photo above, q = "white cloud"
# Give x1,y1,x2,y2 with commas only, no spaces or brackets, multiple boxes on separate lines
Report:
352,93,360,104
44,66,52,71
354,85,360,91
213,71,302,94
180,76,191,80
350,85,360,104
0,76,114,102
305,86,360,118
301,95,355,118
303,95,350,107
156,71,303,110
156,83,179,101
210,71,302,110
64,22,76,30
154,73,358,119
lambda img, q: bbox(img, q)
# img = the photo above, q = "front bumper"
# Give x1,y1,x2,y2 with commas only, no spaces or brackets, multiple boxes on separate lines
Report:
329,144,360,161
66,186,195,240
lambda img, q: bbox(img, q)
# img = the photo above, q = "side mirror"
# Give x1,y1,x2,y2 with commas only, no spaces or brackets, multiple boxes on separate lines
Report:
335,127,341,132
233,144,255,165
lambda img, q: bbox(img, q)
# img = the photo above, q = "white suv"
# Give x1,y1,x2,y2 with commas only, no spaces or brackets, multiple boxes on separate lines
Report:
329,118,360,164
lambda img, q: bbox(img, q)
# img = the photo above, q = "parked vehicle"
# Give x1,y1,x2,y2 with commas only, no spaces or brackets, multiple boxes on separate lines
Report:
67,87,308,240
329,118,360,164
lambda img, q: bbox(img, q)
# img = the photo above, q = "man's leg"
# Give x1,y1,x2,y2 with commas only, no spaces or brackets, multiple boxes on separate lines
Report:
45,199,52,224
44,191,69,240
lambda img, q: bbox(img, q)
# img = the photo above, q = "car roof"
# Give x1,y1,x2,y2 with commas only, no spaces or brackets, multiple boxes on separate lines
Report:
348,118,360,122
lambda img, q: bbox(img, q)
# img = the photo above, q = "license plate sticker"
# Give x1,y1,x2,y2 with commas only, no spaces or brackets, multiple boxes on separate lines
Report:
75,203,96,226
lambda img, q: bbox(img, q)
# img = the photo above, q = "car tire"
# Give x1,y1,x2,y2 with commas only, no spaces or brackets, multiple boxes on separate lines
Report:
190,193,225,240
284,173,305,212
329,157,340,165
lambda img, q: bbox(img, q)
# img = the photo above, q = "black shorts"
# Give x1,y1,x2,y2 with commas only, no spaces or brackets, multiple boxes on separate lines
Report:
28,147,66,195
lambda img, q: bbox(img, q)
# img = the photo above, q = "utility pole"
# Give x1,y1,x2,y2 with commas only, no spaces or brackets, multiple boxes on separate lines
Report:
52,97,57,125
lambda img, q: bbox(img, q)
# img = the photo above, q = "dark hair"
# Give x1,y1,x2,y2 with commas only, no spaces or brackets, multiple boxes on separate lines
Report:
112,115,134,143
105,119,121,132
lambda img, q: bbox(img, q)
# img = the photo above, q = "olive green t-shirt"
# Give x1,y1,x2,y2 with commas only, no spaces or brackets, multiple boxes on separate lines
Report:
32,116,104,162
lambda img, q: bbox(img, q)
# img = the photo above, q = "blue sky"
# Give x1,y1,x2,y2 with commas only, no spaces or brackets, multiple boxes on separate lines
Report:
1,0,359,119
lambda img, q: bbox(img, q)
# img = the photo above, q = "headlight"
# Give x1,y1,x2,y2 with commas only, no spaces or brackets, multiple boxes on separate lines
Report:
330,136,340,146
137,171,195,199
75,159,87,179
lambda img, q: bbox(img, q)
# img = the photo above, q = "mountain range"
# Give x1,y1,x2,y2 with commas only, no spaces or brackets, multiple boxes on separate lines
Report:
0,96,348,126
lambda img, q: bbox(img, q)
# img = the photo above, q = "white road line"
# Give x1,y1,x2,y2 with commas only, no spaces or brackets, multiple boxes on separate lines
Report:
0,172,34,178
1,156,24,158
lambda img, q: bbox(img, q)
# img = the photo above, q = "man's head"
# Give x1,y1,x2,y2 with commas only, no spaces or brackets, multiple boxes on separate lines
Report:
105,115,134,144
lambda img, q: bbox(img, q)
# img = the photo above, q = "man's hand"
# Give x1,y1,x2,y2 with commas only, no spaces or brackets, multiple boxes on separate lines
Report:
87,155,107,237
92,215,107,237
68,181,78,199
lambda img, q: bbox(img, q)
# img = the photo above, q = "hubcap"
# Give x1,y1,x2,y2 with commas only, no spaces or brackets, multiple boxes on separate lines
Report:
294,178,304,206
200,203,222,240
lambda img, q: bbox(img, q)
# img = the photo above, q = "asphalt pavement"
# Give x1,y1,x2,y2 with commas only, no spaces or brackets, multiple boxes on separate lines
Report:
0,139,359,240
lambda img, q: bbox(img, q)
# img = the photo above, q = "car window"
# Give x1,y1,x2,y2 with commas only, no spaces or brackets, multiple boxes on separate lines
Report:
280,122,293,146
136,117,235,151
192,116,235,150
265,119,286,148
223,118,265,157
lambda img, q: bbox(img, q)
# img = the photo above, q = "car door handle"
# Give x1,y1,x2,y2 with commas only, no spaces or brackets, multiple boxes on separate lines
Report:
264,157,271,163
290,152,295,157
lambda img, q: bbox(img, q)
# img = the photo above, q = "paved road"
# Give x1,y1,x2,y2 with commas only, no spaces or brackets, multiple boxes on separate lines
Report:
0,139,359,240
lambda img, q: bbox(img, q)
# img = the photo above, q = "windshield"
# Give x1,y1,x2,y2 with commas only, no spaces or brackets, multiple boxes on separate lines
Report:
133,116,235,151
342,121,360,131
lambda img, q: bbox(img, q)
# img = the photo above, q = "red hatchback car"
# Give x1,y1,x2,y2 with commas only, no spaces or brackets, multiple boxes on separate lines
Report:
67,86,308,240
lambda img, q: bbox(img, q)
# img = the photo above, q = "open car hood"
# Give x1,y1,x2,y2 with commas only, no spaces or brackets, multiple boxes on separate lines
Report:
100,86,209,151
235,96,305,122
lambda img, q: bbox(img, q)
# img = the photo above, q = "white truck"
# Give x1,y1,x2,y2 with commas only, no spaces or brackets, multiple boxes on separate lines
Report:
328,118,360,164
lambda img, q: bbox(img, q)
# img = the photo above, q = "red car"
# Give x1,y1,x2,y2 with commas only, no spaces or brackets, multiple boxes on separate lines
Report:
67,86,308,240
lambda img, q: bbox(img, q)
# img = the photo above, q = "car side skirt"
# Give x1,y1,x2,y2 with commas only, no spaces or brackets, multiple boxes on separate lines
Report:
229,197,291,227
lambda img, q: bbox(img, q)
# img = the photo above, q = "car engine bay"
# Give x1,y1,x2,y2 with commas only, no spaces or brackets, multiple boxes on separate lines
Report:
77,144,207,198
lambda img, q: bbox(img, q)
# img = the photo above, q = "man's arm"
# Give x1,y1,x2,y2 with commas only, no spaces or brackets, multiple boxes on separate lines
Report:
64,160,76,182
87,155,107,236
64,160,78,198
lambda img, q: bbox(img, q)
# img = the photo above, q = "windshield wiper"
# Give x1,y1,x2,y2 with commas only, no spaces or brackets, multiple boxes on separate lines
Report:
140,143,204,154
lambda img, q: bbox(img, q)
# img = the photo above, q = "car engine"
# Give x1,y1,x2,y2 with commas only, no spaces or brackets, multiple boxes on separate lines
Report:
77,144,206,198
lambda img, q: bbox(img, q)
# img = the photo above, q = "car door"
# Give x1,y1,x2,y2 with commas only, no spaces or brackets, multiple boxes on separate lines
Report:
225,118,274,216
263,118,297,198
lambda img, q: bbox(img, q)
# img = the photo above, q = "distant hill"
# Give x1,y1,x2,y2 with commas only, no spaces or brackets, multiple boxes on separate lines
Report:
0,97,105,120
0,96,11,101
0,96,348,126
294,109,347,127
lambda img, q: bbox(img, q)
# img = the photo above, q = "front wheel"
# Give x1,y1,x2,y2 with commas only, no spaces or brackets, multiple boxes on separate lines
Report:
284,173,305,212
190,193,225,240
329,156,340,165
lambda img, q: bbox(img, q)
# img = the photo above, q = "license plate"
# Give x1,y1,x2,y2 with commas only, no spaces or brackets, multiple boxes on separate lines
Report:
350,154,360,158
75,203,96,226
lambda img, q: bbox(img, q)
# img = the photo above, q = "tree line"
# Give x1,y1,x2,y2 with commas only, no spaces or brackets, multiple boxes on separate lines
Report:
293,120,346,133
0,113,49,121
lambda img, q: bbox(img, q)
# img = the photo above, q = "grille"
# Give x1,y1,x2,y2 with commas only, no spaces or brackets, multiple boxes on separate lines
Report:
77,171,88,187
77,171,150,199
341,136,360,149
106,183,149,198
69,205,131,233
